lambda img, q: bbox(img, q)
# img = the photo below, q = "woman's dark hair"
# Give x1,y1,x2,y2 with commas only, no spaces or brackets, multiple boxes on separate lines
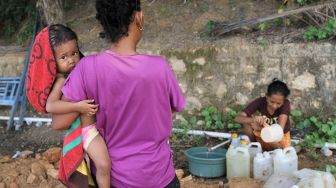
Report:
267,78,290,98
49,24,78,50
95,0,141,43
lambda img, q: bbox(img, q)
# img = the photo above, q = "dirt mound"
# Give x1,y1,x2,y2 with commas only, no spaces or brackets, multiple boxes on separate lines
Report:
0,123,63,156
0,148,64,188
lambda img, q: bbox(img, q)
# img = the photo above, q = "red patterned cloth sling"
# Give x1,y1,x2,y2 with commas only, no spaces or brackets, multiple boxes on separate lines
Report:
26,27,56,113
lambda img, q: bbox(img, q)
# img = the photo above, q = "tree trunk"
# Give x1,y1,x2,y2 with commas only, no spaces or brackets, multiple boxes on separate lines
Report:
36,0,65,25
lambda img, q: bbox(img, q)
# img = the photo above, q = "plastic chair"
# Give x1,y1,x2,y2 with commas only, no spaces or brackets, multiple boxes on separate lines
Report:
0,15,40,130
0,77,21,106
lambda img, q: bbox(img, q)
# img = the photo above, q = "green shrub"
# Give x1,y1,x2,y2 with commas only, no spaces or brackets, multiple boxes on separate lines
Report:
17,16,35,45
201,106,225,130
0,0,36,38
258,22,269,31
175,105,242,134
303,19,336,41
326,164,336,177
293,111,336,148
206,20,216,33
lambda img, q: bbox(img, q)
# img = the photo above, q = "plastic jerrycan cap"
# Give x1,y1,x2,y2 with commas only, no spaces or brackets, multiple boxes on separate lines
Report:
232,133,238,138
241,139,248,145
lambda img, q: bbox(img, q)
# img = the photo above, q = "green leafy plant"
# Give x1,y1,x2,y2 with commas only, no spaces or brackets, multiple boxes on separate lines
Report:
17,16,35,45
290,109,302,121
176,116,197,140
258,21,269,31
273,18,283,27
224,110,241,130
0,0,36,37
299,115,336,149
326,164,336,177
290,109,312,129
291,109,336,159
175,120,190,140
174,106,225,139
206,20,216,33
310,149,320,159
257,39,269,46
303,19,336,41
176,106,242,133
201,106,225,130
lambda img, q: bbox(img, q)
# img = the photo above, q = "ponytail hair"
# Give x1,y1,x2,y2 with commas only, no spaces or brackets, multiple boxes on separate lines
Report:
266,78,290,98
96,0,141,43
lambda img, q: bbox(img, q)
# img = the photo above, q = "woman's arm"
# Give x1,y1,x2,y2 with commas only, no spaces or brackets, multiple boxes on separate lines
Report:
235,112,253,124
235,112,268,132
235,112,266,126
277,100,290,130
277,114,288,129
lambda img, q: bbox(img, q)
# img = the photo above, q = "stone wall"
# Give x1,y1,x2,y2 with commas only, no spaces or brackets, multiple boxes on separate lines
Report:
2,38,335,115
0,48,26,77
158,38,336,115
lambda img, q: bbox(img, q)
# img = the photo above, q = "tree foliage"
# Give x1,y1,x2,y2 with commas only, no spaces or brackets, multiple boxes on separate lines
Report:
0,0,36,36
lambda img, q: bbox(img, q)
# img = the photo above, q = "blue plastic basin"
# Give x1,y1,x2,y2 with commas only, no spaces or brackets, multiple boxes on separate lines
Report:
184,147,227,178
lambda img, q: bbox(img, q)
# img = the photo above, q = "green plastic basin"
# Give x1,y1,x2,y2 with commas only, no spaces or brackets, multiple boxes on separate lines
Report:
184,147,227,178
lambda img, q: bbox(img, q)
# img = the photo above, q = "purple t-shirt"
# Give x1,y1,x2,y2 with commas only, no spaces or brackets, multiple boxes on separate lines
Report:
62,50,185,188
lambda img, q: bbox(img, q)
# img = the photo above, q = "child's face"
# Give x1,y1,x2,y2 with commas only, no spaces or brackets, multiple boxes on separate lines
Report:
54,39,80,74
266,93,285,112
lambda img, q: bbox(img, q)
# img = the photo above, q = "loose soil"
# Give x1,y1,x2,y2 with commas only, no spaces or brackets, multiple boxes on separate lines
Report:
1,122,336,188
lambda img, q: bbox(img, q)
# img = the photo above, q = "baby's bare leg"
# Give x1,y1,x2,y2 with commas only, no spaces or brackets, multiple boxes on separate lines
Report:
86,135,111,188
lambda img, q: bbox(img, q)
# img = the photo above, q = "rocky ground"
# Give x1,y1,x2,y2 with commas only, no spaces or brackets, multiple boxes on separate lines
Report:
0,144,262,188
0,147,65,188
0,108,335,188
1,120,336,188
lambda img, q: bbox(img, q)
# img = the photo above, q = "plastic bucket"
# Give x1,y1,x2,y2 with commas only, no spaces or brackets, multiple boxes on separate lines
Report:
184,147,227,178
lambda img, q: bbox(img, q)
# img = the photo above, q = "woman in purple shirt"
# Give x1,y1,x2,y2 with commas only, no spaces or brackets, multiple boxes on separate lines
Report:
51,0,186,187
